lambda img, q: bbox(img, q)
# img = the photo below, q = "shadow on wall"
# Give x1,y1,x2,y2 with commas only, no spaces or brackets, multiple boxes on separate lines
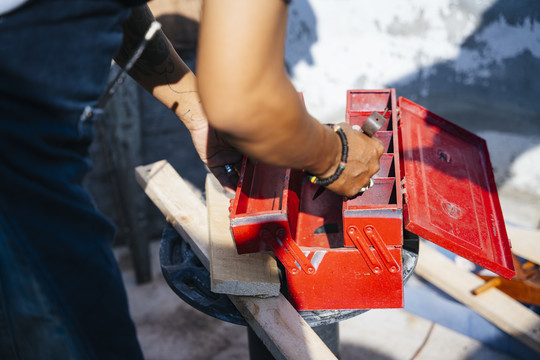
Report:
387,0,540,135
285,0,318,75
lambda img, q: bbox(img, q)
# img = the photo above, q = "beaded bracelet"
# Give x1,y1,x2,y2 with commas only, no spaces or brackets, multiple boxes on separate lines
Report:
308,125,348,186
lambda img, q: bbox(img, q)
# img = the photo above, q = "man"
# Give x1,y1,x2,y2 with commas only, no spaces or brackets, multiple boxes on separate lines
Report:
0,0,382,358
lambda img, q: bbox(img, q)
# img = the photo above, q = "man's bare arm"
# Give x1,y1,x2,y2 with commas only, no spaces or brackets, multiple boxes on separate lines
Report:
197,0,383,197
114,5,205,132
114,5,242,190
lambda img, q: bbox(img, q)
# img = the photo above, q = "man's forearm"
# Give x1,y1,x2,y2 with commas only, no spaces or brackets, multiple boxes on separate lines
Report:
197,0,341,177
114,5,206,131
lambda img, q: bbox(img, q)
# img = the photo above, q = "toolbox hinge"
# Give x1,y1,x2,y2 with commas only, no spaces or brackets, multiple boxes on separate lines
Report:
400,178,407,196
259,227,316,275
346,225,400,274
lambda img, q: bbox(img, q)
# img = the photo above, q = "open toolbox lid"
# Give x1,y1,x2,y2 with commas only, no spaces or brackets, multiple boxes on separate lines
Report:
398,96,515,279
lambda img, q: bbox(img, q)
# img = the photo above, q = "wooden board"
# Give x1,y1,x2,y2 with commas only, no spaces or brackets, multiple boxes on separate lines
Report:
229,294,336,360
507,224,540,265
135,160,210,269
135,161,337,360
415,241,540,354
206,174,280,297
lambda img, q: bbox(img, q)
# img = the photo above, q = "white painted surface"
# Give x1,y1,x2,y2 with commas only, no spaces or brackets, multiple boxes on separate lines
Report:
286,0,540,121
479,131,540,198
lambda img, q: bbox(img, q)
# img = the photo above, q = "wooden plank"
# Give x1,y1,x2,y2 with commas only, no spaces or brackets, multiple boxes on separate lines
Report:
230,294,335,360
206,174,280,297
135,160,210,269
507,224,540,265
135,161,337,360
415,241,540,354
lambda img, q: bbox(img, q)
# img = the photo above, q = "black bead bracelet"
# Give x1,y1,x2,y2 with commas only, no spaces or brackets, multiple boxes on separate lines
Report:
309,125,348,187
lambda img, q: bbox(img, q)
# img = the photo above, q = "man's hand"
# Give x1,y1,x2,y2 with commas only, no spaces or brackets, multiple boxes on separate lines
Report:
189,123,243,193
320,123,385,198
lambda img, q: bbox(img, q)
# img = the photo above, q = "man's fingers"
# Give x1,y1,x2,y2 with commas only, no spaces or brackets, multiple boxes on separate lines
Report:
210,168,238,194
209,159,243,194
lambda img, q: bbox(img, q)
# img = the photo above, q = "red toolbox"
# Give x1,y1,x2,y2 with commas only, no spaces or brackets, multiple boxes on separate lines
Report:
229,89,515,311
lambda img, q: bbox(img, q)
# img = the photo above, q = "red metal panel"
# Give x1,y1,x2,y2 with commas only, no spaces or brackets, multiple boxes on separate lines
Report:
285,248,403,310
398,97,515,279
295,179,344,248
342,209,403,247
346,178,396,207
375,154,394,178
230,159,300,254
346,90,392,115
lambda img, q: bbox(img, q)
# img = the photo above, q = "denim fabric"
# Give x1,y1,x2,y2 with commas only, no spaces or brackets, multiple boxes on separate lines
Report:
0,0,144,358
0,219,84,359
